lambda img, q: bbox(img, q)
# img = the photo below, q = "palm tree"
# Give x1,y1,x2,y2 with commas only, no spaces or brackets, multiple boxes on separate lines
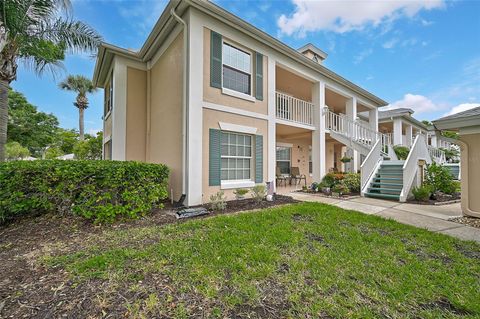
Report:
59,75,96,141
0,0,101,161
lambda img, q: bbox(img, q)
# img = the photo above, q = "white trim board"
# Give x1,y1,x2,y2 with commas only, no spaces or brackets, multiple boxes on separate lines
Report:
203,101,269,120
219,122,258,134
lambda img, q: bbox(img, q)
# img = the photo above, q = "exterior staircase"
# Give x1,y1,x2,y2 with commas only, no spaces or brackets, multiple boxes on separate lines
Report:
324,107,392,158
324,107,450,202
364,161,404,201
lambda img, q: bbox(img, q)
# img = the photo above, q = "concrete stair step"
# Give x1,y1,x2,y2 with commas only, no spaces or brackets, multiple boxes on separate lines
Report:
365,192,400,200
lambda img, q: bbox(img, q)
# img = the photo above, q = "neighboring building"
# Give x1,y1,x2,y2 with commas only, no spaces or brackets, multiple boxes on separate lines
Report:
433,107,480,218
360,107,454,150
92,0,447,205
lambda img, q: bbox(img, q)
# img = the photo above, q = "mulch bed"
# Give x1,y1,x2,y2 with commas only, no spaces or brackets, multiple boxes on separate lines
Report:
449,216,480,229
297,190,360,199
408,193,461,205
0,195,297,318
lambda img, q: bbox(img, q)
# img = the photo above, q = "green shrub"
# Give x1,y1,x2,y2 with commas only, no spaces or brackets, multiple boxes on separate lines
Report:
342,173,360,193
425,162,456,195
332,182,349,195
251,185,267,203
412,185,432,201
233,188,249,199
0,160,169,224
209,191,227,211
393,146,410,160
321,173,344,188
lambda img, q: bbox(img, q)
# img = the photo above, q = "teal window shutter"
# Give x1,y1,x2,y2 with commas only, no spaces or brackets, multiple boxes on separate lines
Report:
210,31,222,89
209,129,221,186
255,52,263,101
255,135,263,183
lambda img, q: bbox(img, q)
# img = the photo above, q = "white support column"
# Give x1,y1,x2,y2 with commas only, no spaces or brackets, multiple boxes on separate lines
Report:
267,57,276,192
393,118,403,146
369,108,378,132
312,81,326,181
429,133,436,147
406,124,413,147
111,57,127,160
186,10,203,206
346,97,358,172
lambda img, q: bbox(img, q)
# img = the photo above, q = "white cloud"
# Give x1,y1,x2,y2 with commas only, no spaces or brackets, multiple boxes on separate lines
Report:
384,93,444,114
443,103,480,116
354,48,373,64
421,19,434,26
382,38,399,49
277,0,445,36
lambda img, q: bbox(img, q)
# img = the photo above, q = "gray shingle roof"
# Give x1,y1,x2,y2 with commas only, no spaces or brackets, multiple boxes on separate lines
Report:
377,108,414,119
434,106,480,122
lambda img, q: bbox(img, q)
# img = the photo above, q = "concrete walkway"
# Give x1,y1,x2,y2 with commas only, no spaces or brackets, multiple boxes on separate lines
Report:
290,192,480,243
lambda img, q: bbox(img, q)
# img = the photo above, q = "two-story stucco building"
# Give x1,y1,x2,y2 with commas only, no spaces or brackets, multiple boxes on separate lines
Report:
93,0,391,206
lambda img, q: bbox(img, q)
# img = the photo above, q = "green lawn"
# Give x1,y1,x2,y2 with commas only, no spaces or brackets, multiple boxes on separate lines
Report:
44,202,480,318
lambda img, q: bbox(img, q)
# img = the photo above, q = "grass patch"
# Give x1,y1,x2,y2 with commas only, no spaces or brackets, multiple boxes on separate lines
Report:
44,202,480,318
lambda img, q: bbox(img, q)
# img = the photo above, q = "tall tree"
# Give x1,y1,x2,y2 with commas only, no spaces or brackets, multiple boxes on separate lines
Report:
7,89,59,156
0,0,101,161
59,75,96,140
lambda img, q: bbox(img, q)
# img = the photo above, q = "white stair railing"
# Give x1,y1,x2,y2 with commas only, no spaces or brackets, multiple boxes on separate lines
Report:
400,135,432,202
324,108,390,155
428,145,446,164
360,138,383,194
275,92,314,126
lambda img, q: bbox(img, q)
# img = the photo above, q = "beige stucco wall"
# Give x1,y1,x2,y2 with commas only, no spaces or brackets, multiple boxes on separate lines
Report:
126,67,147,161
148,32,184,200
460,133,480,216
202,108,268,202
203,28,268,115
276,67,313,102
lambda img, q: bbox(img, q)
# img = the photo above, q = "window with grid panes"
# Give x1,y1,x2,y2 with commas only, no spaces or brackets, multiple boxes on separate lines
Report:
220,132,252,180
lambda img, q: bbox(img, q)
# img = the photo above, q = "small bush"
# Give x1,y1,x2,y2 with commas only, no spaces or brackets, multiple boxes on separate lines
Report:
342,173,360,193
251,185,267,203
310,182,319,191
233,188,249,199
0,160,169,224
425,162,456,195
209,191,227,211
321,173,345,188
332,182,349,195
393,146,410,160
412,185,432,202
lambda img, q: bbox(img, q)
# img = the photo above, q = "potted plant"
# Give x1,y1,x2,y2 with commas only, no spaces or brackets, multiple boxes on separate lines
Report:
340,156,352,164
234,188,249,200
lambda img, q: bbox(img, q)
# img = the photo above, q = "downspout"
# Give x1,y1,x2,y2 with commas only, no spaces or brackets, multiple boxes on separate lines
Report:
171,7,188,203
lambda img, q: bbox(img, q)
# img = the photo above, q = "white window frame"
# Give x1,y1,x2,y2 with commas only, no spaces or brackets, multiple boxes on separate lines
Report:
221,40,254,101
276,145,292,175
220,131,254,189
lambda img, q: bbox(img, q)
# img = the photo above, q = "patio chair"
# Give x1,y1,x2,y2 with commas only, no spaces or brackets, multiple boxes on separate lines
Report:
276,167,288,187
290,167,307,186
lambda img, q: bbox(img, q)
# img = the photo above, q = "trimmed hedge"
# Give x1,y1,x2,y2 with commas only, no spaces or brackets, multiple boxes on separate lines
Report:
0,160,169,224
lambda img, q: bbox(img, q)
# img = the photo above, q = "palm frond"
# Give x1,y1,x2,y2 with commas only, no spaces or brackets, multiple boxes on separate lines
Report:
40,18,101,54
21,54,65,79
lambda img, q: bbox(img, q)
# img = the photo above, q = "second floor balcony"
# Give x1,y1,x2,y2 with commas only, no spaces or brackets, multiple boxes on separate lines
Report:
276,91,314,126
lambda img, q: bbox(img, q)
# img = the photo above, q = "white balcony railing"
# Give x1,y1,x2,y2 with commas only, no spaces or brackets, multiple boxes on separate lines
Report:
276,92,314,126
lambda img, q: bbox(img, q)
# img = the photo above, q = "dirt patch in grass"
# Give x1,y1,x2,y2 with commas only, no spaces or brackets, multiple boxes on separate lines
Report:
207,195,299,215
419,298,473,316
0,196,297,318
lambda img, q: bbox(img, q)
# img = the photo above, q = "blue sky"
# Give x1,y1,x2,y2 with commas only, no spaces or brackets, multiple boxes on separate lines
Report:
11,0,480,134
